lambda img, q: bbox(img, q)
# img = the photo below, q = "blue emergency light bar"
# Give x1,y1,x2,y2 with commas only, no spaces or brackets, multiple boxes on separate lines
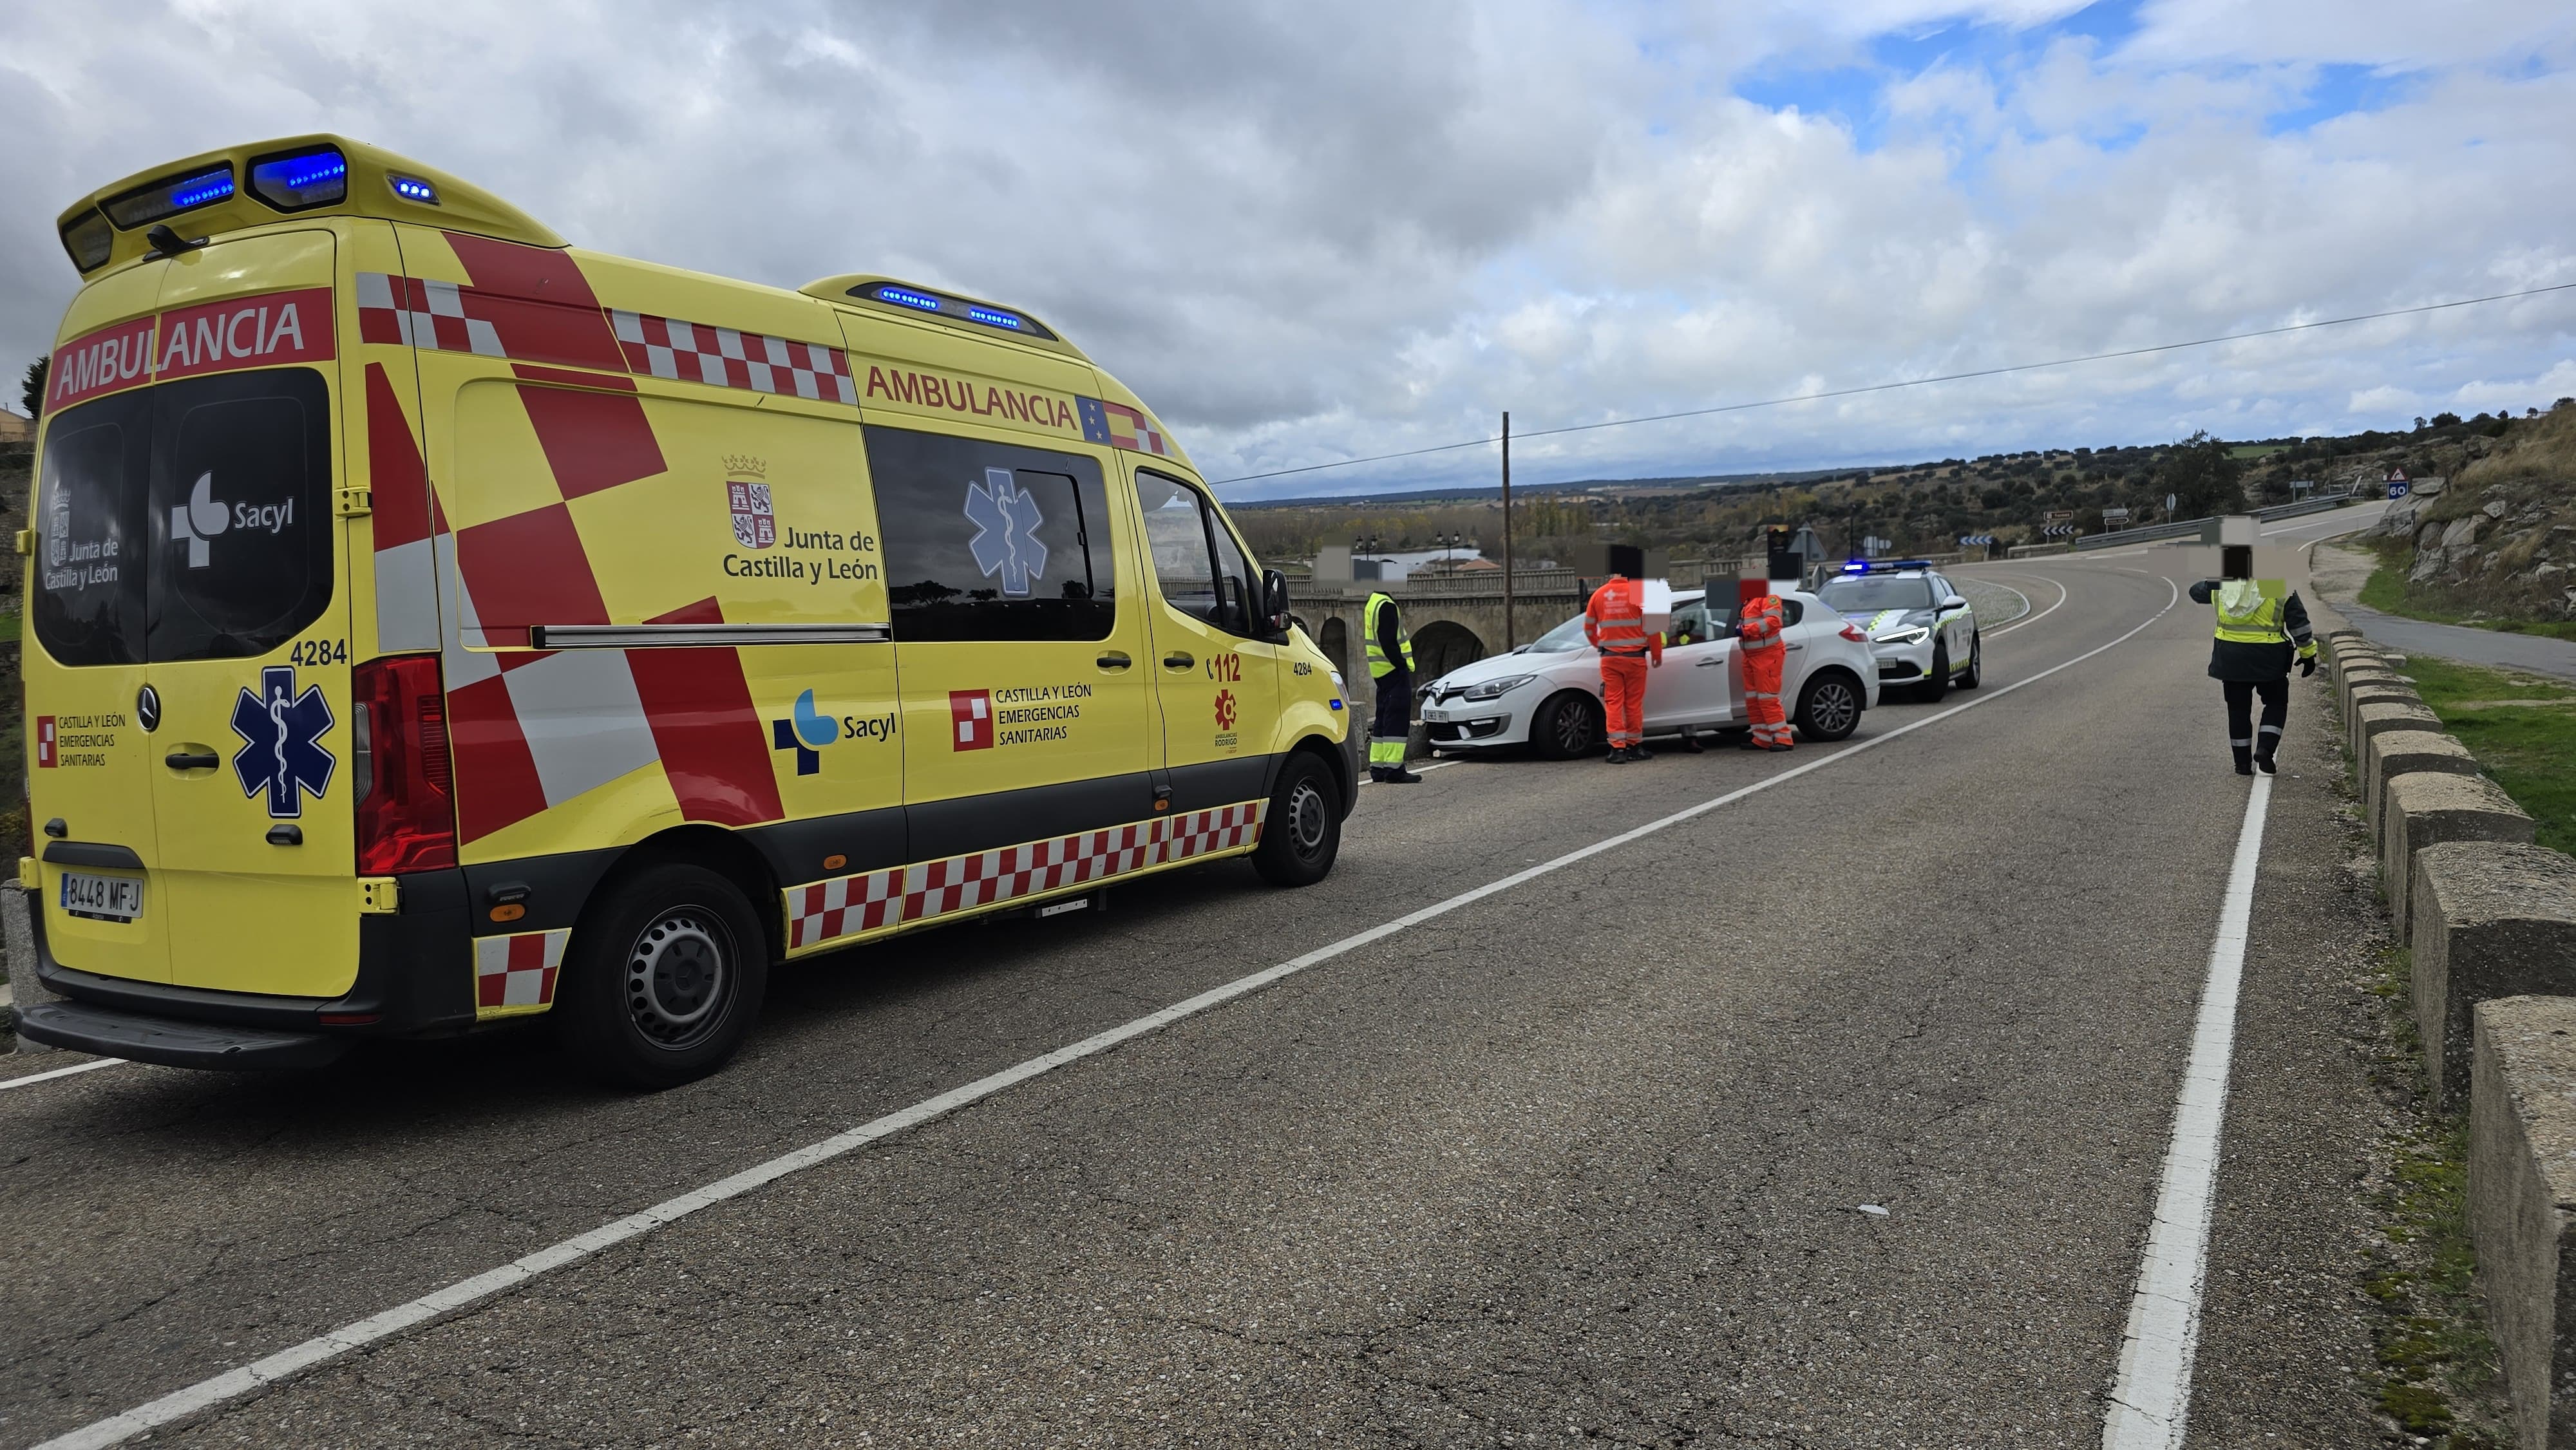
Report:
247,146,350,212
1841,558,1932,574
856,282,1059,340
389,174,440,205
100,164,236,230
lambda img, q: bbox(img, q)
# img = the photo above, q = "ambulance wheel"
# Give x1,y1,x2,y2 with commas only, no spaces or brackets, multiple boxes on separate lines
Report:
1253,751,1343,887
1795,670,1864,743
1532,692,1602,760
556,862,768,1090
1918,644,1950,702
1956,632,1982,689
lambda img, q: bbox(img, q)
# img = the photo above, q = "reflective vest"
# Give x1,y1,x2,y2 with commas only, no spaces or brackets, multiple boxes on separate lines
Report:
1587,578,1649,654
1363,592,1414,678
1739,594,1785,652
2212,581,2298,648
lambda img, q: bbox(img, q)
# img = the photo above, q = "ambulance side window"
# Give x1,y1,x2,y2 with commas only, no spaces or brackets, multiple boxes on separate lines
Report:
30,390,151,667
866,425,1117,643
1136,470,1257,637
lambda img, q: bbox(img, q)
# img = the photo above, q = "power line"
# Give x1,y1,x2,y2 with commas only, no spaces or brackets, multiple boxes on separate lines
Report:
1208,279,2576,486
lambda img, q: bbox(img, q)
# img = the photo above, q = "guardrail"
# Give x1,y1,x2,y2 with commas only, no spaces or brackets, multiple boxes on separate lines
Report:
2067,491,2372,552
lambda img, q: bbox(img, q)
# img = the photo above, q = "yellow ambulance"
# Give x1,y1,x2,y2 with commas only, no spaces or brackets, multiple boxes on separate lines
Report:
19,135,1356,1087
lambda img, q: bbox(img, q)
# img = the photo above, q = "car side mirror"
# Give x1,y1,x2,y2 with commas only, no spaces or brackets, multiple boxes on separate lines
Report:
1262,569,1293,637
1938,594,1967,613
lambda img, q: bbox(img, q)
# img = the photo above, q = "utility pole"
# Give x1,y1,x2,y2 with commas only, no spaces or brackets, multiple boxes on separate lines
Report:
1501,411,1514,649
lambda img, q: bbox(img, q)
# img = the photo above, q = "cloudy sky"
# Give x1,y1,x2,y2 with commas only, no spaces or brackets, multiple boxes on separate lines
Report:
4,0,2573,499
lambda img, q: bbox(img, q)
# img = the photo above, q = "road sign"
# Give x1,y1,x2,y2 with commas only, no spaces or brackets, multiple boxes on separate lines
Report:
2041,524,2080,538
2165,493,2178,514
2045,510,2074,523
1958,534,1995,546
2389,479,2410,500
2102,506,2131,523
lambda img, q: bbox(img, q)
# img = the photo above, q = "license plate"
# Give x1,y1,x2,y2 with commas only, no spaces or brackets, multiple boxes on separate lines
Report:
61,871,142,923
1423,708,1451,722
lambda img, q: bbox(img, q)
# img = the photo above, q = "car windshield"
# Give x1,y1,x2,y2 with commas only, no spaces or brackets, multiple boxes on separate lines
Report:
1526,612,1595,653
1818,576,1934,612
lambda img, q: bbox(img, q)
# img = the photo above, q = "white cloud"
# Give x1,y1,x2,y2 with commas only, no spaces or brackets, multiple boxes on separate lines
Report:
3,1,2573,500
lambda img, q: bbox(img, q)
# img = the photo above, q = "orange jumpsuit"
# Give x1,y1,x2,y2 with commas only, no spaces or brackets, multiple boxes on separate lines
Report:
1739,593,1791,749
1585,576,1661,751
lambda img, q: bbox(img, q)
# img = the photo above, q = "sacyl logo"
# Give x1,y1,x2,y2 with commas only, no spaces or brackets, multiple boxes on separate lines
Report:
173,472,294,569
772,689,838,776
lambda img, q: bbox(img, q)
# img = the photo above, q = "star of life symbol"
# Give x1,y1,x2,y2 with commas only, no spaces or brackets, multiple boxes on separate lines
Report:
964,467,1048,597
229,665,336,818
1213,689,1237,730
728,480,775,550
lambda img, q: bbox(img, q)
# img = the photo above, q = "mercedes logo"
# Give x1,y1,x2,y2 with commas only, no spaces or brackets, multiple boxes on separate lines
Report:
136,684,161,733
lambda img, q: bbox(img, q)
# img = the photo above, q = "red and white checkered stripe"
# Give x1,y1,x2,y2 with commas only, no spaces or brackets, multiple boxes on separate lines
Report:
356,272,503,357
475,928,569,1015
788,802,1266,952
609,310,858,405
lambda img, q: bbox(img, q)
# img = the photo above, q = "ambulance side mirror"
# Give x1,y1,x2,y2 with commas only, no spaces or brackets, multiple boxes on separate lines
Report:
1261,569,1293,639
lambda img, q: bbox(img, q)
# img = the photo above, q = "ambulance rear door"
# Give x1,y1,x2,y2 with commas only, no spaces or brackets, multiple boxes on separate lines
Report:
26,263,171,985
141,228,361,997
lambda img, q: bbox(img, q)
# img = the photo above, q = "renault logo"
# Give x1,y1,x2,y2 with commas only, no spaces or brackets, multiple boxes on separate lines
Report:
137,684,161,733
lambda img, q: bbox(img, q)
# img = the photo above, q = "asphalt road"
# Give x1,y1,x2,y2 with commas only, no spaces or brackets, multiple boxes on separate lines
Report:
0,551,2395,1449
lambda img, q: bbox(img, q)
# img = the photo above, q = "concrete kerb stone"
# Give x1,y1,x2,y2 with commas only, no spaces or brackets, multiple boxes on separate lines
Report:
2365,731,2483,836
2383,773,2535,936
2470,994,2576,1447
2332,641,2389,690
2344,681,2418,749
2352,697,2441,766
2414,843,2576,1109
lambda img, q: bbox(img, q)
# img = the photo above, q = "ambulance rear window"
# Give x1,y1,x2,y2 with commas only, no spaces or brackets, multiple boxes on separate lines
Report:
28,370,333,668
867,426,1117,643
32,393,151,666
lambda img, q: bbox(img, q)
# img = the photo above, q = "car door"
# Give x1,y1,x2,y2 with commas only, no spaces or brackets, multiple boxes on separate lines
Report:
867,424,1156,861
1133,469,1282,811
1932,573,1973,660
1643,596,1734,728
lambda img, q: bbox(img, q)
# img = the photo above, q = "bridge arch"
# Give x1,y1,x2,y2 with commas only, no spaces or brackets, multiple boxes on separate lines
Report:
1409,619,1486,682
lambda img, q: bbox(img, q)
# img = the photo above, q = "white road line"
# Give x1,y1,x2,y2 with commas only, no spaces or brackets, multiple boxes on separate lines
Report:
0,1057,123,1093
1985,574,2071,637
1358,758,1458,786
2101,771,2275,1449
38,578,2182,1450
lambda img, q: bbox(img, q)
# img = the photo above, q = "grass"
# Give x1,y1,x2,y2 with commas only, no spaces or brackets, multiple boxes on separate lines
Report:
2395,655,2576,855
2358,945,2511,1447
2358,556,2576,643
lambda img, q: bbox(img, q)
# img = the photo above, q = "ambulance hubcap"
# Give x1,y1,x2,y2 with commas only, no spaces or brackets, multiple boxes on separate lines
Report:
1286,780,1328,859
625,911,730,1046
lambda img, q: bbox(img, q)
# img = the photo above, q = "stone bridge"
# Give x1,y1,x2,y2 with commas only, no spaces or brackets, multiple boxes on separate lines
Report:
1287,574,1591,728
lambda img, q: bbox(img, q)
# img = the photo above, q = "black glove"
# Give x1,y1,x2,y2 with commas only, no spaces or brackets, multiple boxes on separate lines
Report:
2299,656,2317,677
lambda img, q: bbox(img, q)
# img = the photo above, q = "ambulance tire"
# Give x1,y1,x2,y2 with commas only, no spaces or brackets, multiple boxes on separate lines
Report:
556,862,768,1090
1253,751,1343,888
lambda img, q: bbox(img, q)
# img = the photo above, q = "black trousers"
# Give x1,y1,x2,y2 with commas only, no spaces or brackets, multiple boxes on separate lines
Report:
1369,667,1412,771
2223,677,2289,756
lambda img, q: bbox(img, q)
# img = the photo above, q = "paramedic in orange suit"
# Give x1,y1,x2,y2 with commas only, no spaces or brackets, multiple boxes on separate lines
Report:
1739,591,1792,751
1585,560,1662,764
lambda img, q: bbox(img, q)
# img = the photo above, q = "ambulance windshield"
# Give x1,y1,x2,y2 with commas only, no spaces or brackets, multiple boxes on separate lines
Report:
32,368,334,667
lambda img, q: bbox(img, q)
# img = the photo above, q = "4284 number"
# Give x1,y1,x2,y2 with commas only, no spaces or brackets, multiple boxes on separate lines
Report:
287,637,350,667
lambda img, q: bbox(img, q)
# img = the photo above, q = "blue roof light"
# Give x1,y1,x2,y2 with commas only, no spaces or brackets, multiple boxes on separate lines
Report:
169,174,236,208
964,305,1025,330
389,174,439,204
248,146,350,211
101,164,238,229
876,286,944,313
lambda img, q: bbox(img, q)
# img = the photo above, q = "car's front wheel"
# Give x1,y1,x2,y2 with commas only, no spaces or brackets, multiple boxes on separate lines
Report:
1531,691,1603,760
1253,750,1343,887
556,862,768,1090
1920,643,1951,702
1796,670,1865,742
1956,632,1982,689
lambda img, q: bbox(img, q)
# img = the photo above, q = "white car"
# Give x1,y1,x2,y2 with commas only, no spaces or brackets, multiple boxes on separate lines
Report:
1812,561,1982,700
1416,588,1882,758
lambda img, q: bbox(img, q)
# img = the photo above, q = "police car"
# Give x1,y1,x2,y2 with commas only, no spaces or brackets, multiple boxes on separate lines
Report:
1414,587,1879,758
1814,560,1982,700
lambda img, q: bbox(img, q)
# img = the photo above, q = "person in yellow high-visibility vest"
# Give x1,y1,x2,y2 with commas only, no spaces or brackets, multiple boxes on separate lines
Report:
2188,544,2318,775
1363,589,1420,784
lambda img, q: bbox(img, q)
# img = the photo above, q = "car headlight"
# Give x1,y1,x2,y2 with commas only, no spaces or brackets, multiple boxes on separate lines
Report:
1878,627,1930,646
1461,673,1537,701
